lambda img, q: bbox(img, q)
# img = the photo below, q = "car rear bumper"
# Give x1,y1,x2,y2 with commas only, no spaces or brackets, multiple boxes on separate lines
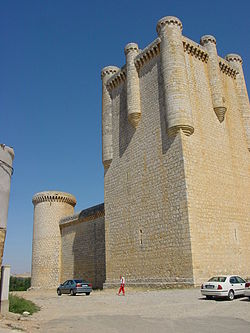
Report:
201,289,228,297
75,287,92,293
245,289,250,297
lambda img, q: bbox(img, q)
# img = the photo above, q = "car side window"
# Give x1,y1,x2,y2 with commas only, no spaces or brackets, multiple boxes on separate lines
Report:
63,280,68,286
236,276,245,283
230,277,237,284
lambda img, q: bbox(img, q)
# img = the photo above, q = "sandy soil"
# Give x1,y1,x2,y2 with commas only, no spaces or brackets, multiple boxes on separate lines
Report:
0,288,249,332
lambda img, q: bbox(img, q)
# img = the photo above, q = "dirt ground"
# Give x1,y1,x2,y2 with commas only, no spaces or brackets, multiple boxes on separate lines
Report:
0,288,249,333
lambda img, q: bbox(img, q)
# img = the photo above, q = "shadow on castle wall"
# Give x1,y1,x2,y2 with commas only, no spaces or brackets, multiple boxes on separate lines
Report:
71,216,106,289
119,85,136,158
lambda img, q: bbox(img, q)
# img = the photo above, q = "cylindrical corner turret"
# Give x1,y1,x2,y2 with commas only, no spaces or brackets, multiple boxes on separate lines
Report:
31,191,76,289
157,16,194,137
124,42,141,128
0,144,14,267
200,35,227,123
101,66,119,169
226,54,250,151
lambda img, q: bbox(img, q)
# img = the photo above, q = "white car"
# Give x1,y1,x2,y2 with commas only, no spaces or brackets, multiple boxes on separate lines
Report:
201,275,246,300
245,281,250,300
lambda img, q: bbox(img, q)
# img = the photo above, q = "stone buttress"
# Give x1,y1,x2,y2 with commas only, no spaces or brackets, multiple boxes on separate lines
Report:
125,43,141,128
157,16,194,137
200,35,227,122
226,54,250,151
101,66,119,169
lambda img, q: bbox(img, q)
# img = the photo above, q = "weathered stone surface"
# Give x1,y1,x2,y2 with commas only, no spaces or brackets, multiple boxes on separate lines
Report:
60,204,105,289
103,15,250,287
31,15,250,291
31,191,76,289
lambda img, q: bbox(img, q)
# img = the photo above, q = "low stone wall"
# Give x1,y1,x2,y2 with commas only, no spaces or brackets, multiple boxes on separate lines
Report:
60,204,105,289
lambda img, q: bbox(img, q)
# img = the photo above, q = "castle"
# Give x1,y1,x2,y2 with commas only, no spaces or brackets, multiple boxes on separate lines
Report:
31,16,250,289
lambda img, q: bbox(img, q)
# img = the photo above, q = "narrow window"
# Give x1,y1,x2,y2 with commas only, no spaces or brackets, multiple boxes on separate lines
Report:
139,229,143,245
234,229,237,241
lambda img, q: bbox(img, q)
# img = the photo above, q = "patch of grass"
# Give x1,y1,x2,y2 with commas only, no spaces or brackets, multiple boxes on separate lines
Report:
9,294,40,315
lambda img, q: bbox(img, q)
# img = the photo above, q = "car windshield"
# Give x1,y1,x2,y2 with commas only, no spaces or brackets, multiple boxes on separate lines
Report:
208,276,226,282
74,280,86,283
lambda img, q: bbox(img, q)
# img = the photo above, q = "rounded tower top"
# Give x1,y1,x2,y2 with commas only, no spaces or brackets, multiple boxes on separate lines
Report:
101,66,120,79
200,35,216,46
225,53,243,64
0,144,15,160
156,16,183,35
124,43,139,55
32,191,76,207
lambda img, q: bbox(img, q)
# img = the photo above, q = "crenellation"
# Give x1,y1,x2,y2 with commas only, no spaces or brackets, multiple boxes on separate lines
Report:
156,15,183,33
106,66,126,91
183,36,208,62
219,57,238,78
32,191,76,206
134,38,160,70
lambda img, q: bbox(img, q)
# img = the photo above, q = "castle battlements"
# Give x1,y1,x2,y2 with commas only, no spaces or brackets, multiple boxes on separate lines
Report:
104,30,238,93
101,15,250,168
32,191,76,206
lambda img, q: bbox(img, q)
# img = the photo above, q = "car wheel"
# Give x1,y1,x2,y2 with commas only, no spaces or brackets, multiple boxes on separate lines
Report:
70,289,76,296
85,292,90,296
228,290,234,301
57,289,62,296
206,295,213,300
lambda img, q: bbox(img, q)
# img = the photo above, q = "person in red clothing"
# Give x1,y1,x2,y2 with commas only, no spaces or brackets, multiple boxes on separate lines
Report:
118,275,125,296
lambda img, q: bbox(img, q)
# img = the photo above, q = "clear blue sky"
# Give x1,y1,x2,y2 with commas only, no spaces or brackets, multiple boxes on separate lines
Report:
1,0,249,274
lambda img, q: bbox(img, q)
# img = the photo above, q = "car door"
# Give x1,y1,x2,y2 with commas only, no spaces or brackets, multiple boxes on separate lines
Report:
60,280,68,294
229,276,239,294
67,280,74,293
64,280,71,294
235,276,246,295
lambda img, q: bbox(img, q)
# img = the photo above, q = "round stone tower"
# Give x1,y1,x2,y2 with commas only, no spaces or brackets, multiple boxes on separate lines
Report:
0,144,14,267
31,191,76,289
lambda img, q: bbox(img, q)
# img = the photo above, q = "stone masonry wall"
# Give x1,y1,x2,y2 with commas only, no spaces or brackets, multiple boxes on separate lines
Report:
104,54,194,287
60,204,105,289
183,52,250,285
31,192,76,289
103,17,250,287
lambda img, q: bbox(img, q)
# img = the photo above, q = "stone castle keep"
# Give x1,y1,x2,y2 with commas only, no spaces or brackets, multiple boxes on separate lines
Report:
31,16,250,289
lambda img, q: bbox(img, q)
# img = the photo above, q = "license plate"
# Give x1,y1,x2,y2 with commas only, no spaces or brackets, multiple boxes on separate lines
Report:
205,285,214,289
82,284,88,287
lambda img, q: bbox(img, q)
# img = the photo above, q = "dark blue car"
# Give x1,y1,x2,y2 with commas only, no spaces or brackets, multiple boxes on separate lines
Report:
57,279,92,296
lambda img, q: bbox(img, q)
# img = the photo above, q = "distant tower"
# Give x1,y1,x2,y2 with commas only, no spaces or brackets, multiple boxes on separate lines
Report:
0,144,14,267
31,191,76,288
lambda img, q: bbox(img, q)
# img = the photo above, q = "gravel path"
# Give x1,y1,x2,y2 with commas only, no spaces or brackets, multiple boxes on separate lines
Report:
0,288,249,332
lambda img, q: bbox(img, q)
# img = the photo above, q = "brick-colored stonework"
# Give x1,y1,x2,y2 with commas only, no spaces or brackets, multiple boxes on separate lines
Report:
60,204,105,288
102,16,250,287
